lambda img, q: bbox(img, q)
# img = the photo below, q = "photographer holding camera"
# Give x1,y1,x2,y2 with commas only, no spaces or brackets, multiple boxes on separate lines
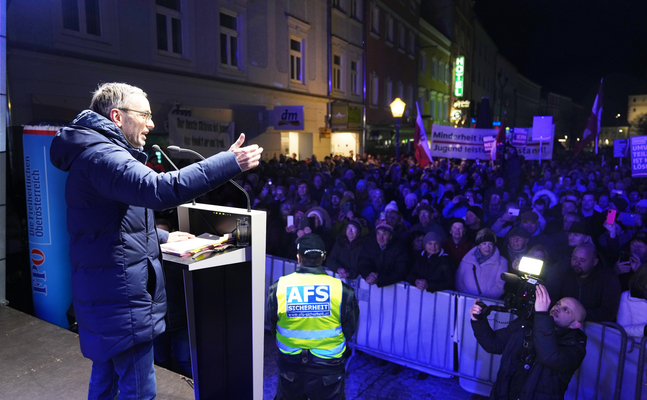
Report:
470,285,587,400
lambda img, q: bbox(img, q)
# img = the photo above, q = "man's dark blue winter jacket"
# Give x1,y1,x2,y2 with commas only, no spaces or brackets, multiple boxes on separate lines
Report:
50,110,241,361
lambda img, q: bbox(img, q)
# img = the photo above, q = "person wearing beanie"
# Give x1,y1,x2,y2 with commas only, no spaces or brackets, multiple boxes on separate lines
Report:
355,179,369,209
456,228,508,299
443,218,474,271
406,231,454,293
465,205,486,243
408,203,447,242
358,222,410,288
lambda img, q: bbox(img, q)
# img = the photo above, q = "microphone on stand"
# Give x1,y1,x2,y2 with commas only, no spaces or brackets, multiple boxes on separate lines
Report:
152,144,180,171
167,146,251,212
152,144,196,205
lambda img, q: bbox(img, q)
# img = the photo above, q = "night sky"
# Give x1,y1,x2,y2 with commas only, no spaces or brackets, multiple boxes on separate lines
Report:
474,0,647,126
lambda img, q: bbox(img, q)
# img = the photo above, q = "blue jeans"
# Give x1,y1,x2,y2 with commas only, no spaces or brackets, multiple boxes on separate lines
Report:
88,341,157,400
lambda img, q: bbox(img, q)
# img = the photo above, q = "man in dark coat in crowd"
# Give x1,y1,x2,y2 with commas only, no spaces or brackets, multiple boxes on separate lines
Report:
407,231,454,293
471,285,587,400
358,222,409,287
546,243,621,322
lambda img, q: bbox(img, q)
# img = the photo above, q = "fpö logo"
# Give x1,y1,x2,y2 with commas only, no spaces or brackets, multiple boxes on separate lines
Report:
30,248,47,295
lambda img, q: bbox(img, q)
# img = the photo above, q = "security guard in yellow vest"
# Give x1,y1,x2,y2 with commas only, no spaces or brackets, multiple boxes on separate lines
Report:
267,233,359,400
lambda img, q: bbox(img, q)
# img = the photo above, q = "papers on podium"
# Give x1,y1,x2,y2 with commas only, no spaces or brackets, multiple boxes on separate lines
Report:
160,234,231,257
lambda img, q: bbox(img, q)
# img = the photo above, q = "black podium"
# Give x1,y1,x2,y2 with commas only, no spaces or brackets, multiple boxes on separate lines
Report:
162,203,266,400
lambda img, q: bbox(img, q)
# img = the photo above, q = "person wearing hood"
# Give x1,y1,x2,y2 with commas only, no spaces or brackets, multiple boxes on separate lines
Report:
49,82,262,398
407,232,454,293
456,229,508,299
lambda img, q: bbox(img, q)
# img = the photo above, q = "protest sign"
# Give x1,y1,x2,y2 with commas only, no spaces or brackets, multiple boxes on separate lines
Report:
168,114,233,159
532,116,553,141
511,128,528,147
614,139,628,158
429,125,553,160
631,136,647,177
483,136,495,153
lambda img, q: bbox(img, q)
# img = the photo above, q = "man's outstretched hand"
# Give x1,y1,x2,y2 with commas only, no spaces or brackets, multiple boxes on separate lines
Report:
229,133,263,171
534,284,551,313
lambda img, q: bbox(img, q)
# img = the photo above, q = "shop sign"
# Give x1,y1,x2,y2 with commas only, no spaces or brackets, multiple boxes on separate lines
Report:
270,106,304,131
454,56,465,97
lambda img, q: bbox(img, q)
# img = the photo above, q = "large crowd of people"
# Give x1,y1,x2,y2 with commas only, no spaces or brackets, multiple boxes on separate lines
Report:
161,149,647,337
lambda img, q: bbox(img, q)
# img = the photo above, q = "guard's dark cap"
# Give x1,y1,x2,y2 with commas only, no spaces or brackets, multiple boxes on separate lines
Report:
296,233,326,259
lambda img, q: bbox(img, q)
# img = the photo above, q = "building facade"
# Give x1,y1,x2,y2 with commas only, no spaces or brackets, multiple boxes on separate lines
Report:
470,19,496,126
365,0,420,155
514,73,542,128
417,17,451,130
8,0,335,160
329,0,365,157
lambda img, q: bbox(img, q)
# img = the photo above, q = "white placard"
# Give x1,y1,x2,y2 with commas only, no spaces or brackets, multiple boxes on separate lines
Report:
532,116,553,141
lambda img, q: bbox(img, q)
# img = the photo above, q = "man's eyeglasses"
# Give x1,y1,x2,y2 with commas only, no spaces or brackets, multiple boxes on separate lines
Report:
119,108,153,122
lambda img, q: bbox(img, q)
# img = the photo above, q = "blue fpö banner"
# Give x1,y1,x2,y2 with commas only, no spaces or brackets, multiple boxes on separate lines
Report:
23,126,71,329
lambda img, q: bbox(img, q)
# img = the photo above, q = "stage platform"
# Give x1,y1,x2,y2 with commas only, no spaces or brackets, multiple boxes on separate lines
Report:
0,305,195,400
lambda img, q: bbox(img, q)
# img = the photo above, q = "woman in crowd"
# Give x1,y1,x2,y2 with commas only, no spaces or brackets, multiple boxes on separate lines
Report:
406,232,454,293
617,264,647,338
456,228,508,299
326,218,366,279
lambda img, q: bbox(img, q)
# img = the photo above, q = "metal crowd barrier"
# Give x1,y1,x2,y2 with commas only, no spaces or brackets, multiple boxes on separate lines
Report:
263,255,632,399
623,336,647,400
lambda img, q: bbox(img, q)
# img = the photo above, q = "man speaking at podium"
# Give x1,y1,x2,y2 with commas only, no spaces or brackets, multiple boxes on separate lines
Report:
267,233,359,400
50,82,262,399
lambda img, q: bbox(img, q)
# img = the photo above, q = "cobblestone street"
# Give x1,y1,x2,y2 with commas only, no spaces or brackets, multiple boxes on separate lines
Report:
263,332,488,400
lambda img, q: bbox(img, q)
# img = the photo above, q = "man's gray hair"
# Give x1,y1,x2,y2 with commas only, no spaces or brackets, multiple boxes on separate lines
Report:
89,82,147,118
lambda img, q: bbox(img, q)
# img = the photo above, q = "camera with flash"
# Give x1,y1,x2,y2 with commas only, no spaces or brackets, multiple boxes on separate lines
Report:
476,257,544,320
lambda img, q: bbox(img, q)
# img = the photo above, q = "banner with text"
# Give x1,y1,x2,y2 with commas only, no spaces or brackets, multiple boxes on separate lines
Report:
23,126,72,328
168,114,233,159
631,136,647,177
430,125,554,161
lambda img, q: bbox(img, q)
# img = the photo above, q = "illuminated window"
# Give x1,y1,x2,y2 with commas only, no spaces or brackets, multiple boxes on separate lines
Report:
386,15,394,43
290,38,304,82
371,5,380,34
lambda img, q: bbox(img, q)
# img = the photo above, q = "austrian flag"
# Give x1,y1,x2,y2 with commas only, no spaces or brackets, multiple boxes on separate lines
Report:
415,102,433,167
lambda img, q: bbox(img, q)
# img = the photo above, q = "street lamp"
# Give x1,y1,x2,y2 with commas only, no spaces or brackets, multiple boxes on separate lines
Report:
390,98,406,160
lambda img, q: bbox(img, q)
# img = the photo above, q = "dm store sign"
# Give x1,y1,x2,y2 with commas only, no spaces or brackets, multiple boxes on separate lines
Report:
286,285,331,318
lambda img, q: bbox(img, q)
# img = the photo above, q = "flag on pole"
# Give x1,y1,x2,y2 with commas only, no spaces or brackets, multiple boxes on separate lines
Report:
414,102,433,167
575,79,603,155
491,119,507,161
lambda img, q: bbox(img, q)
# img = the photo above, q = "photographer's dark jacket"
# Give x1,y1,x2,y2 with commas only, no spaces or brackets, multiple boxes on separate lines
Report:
50,110,241,362
358,238,410,287
406,249,454,292
472,312,587,400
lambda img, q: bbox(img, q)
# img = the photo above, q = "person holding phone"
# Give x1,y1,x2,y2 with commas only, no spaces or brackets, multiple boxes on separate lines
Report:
614,232,647,292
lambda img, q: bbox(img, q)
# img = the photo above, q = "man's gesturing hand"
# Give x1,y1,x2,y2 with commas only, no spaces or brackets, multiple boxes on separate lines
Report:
229,133,263,172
